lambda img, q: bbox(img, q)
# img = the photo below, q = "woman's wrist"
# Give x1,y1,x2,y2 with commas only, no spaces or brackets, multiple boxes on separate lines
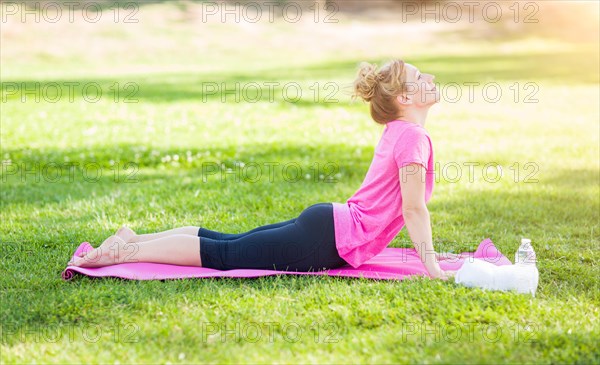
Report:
424,256,441,275
427,263,443,278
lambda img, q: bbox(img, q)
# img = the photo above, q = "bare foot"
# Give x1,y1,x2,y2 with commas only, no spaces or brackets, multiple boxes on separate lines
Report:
68,236,139,268
72,230,134,259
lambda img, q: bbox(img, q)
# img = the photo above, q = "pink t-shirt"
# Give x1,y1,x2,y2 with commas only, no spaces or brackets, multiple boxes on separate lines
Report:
332,119,435,268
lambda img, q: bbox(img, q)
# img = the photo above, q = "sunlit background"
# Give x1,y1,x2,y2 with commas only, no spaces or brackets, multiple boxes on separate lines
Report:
1,0,599,363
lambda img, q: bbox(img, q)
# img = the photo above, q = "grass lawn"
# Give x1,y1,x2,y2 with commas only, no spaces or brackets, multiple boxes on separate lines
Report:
1,2,599,363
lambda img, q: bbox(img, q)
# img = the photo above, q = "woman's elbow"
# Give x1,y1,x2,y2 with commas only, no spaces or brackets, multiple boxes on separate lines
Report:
402,205,429,217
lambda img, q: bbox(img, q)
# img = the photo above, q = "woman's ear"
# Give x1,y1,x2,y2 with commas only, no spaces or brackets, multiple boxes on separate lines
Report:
397,93,412,106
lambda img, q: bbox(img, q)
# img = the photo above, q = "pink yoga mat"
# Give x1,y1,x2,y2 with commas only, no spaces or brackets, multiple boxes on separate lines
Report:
61,238,511,281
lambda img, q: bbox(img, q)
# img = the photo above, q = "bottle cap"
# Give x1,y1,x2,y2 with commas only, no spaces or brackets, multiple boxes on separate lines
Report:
521,238,531,245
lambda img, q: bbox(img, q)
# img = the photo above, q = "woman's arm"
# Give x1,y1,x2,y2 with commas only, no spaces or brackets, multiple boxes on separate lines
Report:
399,163,452,280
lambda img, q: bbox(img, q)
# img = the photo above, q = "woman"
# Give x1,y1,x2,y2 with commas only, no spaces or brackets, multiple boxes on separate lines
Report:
68,59,459,280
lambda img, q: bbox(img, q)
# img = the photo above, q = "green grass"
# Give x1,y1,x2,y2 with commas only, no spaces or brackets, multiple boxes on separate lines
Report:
1,2,599,364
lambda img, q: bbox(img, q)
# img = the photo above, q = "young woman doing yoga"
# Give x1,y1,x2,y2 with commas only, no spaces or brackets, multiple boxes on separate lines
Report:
68,60,459,280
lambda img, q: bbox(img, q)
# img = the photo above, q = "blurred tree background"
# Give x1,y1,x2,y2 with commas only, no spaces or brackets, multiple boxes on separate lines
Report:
9,0,598,43
1,0,598,364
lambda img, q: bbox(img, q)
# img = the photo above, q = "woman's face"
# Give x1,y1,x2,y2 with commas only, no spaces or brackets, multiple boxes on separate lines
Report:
399,63,439,107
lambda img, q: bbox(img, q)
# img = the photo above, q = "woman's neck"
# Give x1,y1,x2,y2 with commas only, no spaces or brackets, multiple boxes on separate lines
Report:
398,108,430,128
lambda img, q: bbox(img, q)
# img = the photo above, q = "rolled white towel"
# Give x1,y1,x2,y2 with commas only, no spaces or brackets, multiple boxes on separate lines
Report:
455,258,498,290
456,258,539,296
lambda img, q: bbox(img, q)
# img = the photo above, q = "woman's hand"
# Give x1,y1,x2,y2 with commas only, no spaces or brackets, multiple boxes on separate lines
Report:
442,270,457,280
429,267,457,281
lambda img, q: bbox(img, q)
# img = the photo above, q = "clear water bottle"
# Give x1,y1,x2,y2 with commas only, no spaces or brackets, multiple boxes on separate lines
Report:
515,238,536,265
513,238,539,296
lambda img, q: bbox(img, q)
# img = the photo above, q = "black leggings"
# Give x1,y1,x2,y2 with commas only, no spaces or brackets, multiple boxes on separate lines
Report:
198,203,349,272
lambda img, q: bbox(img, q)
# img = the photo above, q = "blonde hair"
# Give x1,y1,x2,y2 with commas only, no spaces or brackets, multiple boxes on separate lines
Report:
352,60,407,125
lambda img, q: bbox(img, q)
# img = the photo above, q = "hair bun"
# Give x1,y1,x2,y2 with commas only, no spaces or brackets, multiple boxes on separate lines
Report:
353,62,381,102
351,59,407,124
